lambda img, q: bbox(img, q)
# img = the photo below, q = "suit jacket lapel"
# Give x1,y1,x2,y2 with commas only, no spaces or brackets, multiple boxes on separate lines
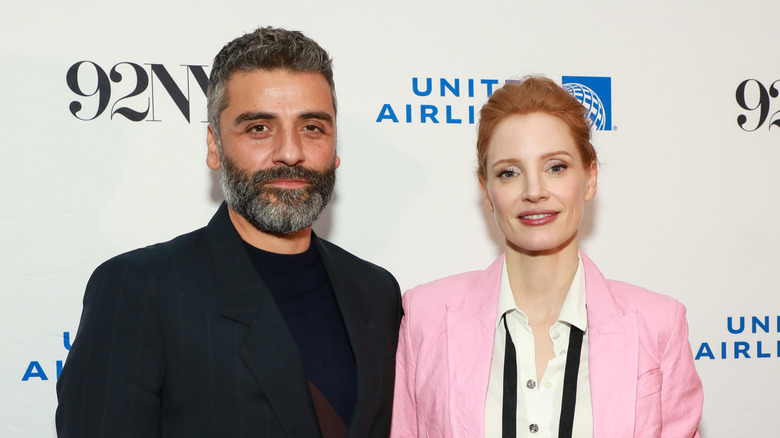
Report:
314,236,376,438
446,256,504,438
441,252,640,437
581,252,638,438
206,203,321,437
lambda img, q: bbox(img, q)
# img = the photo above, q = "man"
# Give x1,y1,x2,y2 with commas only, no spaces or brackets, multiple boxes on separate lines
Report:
56,27,401,438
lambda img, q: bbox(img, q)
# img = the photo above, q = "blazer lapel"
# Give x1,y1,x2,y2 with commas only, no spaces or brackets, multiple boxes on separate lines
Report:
314,236,377,438
581,252,638,438
206,204,321,437
446,256,504,438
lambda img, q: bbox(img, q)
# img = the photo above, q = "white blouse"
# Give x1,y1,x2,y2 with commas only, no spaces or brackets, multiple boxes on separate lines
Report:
484,257,593,438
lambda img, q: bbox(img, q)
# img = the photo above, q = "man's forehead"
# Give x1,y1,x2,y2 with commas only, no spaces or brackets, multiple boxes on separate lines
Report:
223,69,335,113
225,68,329,89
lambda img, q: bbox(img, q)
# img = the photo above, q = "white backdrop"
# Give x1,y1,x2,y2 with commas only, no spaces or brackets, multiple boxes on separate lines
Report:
2,1,779,436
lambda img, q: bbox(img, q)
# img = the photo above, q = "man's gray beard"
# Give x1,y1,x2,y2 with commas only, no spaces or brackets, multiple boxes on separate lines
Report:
219,156,336,235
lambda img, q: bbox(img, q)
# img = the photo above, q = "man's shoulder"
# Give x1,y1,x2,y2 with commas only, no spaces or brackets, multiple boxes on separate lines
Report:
94,226,210,276
315,237,402,325
80,226,214,311
316,236,396,280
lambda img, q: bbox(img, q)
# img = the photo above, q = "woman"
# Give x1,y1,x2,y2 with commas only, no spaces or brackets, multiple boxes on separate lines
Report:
391,76,702,438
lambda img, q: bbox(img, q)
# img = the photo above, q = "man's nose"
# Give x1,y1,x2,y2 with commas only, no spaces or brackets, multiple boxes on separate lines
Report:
272,128,305,167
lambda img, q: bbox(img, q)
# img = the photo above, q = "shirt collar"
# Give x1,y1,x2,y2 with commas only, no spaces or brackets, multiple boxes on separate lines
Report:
496,255,588,332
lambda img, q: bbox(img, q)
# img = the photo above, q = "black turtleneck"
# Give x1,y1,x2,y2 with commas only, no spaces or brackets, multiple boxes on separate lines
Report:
241,239,357,428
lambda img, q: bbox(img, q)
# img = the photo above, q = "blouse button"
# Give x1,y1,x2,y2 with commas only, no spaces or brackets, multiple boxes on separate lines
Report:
552,331,560,339
529,424,539,433
526,379,536,389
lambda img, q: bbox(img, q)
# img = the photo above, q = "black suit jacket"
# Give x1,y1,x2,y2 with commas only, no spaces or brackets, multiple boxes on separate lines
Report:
56,203,402,438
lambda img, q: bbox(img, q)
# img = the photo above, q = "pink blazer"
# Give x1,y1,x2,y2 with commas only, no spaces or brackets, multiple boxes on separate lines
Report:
391,252,703,438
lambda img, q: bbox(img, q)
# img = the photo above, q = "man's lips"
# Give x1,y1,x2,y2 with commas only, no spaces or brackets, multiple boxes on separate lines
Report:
265,178,310,188
517,210,558,225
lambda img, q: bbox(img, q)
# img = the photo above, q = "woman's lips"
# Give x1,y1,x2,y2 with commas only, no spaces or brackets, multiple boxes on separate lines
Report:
517,210,558,225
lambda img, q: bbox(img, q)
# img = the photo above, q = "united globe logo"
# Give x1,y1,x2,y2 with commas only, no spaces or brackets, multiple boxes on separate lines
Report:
562,76,612,131
564,83,606,130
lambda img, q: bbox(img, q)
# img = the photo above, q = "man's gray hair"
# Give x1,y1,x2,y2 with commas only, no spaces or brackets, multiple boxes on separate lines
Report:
207,26,335,140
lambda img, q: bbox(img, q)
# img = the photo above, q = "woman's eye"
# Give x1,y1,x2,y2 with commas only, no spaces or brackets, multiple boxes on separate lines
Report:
498,170,517,178
547,163,568,173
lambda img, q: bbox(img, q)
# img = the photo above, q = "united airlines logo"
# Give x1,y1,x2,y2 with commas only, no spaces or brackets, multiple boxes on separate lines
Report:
693,315,780,361
21,331,71,381
562,76,612,131
376,75,614,129
375,77,505,125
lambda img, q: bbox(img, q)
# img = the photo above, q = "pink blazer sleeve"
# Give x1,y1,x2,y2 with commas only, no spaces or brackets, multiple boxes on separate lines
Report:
391,290,418,437
660,302,703,438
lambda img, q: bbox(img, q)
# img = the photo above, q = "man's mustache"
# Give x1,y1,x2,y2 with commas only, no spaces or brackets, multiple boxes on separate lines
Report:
249,165,324,187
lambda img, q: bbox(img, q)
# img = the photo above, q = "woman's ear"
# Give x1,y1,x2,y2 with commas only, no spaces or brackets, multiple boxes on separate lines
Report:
584,161,598,201
480,178,495,213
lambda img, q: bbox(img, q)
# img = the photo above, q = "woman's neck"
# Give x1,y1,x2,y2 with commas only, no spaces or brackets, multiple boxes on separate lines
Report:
504,237,580,325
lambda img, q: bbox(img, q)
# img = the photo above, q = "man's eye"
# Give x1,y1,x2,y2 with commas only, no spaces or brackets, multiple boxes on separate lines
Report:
304,124,322,132
250,125,268,132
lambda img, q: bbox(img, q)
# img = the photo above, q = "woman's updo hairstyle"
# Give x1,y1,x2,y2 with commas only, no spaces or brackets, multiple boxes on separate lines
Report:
476,75,597,183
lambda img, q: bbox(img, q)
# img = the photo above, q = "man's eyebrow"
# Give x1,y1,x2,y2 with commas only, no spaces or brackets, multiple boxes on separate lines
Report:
233,112,276,125
299,112,333,125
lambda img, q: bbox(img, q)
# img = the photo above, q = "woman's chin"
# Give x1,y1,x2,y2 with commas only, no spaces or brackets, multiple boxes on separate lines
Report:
504,233,578,256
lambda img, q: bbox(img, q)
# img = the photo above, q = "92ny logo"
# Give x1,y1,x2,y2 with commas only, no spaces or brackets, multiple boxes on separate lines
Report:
66,61,209,123
736,79,780,131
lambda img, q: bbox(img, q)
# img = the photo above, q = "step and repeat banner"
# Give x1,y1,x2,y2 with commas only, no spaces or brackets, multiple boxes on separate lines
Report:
2,1,778,436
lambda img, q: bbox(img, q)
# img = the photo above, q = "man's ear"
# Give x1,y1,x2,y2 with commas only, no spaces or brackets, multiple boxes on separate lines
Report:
206,126,221,170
